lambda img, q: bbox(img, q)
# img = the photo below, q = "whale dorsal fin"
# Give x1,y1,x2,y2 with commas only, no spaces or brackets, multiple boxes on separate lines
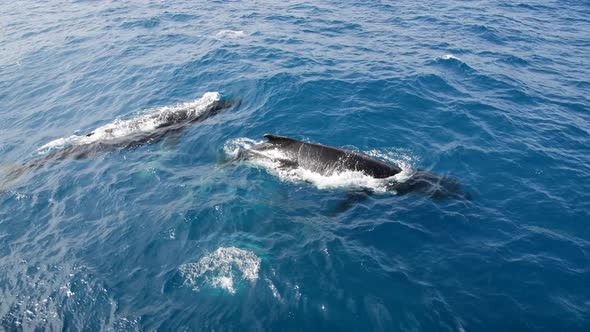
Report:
263,134,298,144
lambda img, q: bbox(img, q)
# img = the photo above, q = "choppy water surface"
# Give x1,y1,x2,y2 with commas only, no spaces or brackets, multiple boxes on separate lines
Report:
1,1,590,331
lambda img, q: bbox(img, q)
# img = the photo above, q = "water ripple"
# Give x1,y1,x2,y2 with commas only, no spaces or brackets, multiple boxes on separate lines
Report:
1,0,590,330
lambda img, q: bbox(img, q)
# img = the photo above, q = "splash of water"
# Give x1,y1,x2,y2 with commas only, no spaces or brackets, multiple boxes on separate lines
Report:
179,247,260,294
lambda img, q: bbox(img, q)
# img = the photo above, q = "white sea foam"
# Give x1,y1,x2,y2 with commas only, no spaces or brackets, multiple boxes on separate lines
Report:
223,137,263,158
179,246,260,294
37,92,221,153
225,138,416,193
215,29,246,39
438,54,462,61
265,277,282,302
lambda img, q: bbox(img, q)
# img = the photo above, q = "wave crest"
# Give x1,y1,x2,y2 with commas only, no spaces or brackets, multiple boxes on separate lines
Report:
215,30,246,39
438,54,462,61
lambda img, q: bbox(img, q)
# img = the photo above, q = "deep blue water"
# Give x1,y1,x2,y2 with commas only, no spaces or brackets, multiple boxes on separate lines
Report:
1,0,590,330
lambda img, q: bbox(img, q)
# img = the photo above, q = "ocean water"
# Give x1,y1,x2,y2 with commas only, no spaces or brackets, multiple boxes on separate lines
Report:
1,0,589,330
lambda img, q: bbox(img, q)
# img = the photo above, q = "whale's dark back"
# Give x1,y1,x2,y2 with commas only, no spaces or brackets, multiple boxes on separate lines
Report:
246,134,470,200
22,98,241,171
261,134,401,178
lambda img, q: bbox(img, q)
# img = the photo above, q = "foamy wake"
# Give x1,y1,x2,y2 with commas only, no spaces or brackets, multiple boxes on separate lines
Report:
37,92,221,154
179,246,260,294
224,138,416,193
215,29,246,39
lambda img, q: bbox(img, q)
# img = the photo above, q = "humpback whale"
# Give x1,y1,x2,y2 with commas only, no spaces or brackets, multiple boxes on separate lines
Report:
2,92,239,185
235,134,469,200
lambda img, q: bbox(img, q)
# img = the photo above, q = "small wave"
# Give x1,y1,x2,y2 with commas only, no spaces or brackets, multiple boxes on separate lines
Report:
179,246,260,294
215,30,246,39
37,92,220,154
437,54,462,62
120,17,161,29
432,54,473,72
226,138,416,193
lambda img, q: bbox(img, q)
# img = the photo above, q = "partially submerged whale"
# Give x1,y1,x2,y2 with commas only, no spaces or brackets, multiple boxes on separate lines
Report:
235,134,470,200
2,92,239,185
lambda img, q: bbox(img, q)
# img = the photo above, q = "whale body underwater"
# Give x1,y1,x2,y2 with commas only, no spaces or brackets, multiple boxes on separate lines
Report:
236,134,470,200
1,92,239,185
